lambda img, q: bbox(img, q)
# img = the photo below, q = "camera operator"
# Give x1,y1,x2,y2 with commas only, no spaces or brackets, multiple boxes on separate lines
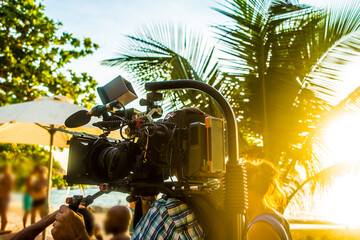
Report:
52,108,214,240
11,207,95,240
52,196,204,240
54,107,235,240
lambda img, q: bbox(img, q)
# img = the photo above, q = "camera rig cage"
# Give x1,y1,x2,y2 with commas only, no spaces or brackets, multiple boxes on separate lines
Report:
62,76,248,240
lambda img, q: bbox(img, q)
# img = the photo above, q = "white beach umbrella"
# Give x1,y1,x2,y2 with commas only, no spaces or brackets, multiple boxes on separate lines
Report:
0,95,118,143
0,95,120,238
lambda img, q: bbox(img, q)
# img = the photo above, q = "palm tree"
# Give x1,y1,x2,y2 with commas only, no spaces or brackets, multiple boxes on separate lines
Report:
214,0,360,209
214,0,327,161
102,0,360,211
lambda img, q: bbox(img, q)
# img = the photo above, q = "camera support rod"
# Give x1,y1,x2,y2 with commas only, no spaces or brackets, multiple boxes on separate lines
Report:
145,80,246,240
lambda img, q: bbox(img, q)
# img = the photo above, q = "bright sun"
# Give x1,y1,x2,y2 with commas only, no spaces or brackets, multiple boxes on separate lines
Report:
315,175,360,226
321,113,360,162
316,113,360,226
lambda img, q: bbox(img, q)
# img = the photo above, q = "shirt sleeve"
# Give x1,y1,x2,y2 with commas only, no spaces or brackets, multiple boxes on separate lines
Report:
131,200,167,240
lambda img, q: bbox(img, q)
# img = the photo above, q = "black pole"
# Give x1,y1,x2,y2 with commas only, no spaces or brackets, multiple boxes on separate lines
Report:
145,80,247,240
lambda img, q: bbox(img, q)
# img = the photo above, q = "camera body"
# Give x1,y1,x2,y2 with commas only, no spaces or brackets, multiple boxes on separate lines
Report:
65,75,226,197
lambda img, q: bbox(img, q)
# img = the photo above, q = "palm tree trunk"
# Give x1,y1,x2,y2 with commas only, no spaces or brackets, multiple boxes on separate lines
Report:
260,23,270,160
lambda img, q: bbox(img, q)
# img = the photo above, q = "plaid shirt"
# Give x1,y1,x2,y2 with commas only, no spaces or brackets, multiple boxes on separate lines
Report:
131,198,204,240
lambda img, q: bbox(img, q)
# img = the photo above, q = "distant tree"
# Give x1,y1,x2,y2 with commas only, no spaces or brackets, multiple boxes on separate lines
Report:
0,0,99,108
52,172,67,189
0,0,99,188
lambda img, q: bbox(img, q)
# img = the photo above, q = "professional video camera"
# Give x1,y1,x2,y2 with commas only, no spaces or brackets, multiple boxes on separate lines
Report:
63,75,248,240
64,75,226,202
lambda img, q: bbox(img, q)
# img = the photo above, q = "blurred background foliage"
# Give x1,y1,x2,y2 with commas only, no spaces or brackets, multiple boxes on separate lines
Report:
0,0,99,189
0,144,65,190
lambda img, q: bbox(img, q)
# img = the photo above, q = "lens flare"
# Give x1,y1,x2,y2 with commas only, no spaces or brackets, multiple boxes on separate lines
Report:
315,113,360,226
316,175,360,226
321,113,360,163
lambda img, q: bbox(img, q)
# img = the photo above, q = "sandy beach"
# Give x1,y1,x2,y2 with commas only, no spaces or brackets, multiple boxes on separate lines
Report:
0,199,53,240
292,228,360,240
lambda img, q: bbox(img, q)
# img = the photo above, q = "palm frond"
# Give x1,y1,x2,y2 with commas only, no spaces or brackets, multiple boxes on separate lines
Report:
216,1,360,209
101,22,225,116
102,22,217,81
295,0,360,105
284,161,358,211
324,0,360,43
283,29,360,190
303,30,360,105
285,85,360,206
215,0,325,161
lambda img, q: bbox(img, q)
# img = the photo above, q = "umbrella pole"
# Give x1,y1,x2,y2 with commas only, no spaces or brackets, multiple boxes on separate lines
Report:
42,125,55,240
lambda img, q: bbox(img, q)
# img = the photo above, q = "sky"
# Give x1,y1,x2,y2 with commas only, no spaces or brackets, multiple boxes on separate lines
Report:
43,0,228,100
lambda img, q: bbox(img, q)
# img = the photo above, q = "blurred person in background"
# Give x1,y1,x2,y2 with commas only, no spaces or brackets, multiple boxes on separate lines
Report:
22,169,36,228
0,163,14,233
30,166,48,224
92,223,103,240
104,205,132,240
244,161,292,240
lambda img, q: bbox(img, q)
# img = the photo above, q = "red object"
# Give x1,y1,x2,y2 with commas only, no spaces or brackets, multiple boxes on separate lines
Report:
99,183,108,191
132,119,143,129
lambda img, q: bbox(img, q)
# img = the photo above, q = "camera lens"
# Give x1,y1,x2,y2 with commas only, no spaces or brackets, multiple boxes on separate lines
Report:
99,147,113,171
88,139,135,182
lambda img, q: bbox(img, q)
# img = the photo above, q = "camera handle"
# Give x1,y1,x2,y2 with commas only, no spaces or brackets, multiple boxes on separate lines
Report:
66,190,106,212
65,182,131,212
145,80,248,240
